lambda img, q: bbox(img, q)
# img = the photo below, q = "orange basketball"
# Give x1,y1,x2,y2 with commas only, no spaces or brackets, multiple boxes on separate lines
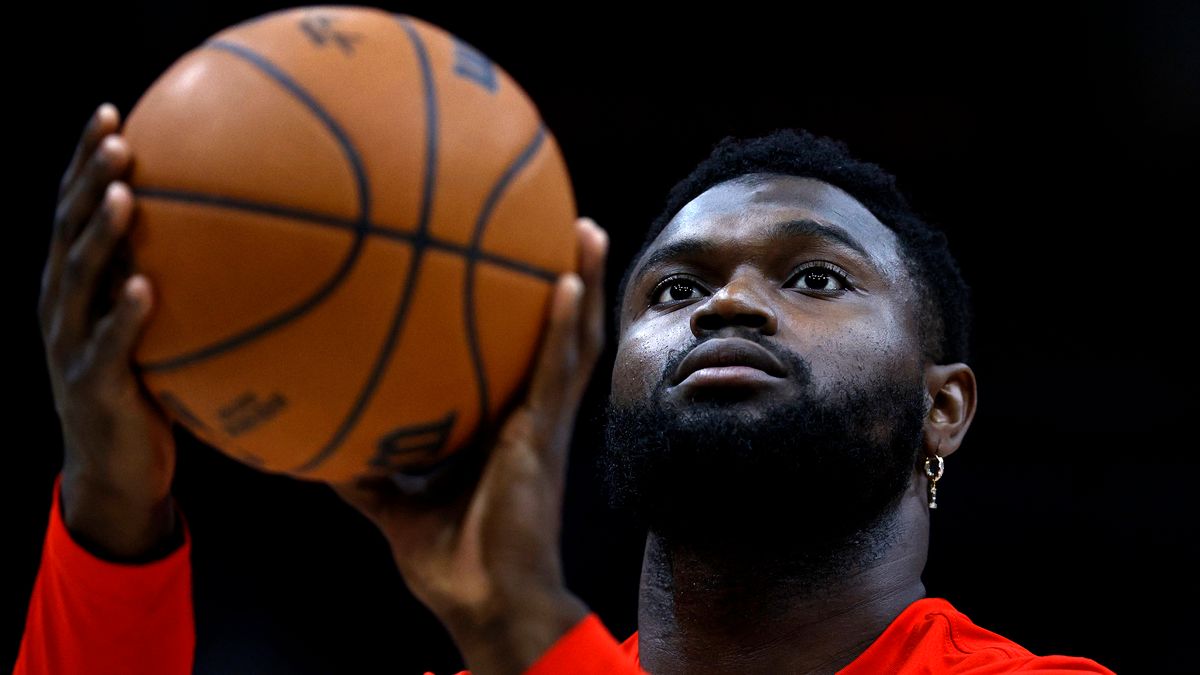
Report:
121,5,577,484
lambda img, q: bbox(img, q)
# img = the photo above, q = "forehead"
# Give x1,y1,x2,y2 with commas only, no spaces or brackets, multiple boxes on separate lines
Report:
622,174,909,313
661,174,901,262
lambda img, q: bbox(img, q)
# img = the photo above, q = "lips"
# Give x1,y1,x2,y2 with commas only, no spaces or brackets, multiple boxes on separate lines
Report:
671,338,787,386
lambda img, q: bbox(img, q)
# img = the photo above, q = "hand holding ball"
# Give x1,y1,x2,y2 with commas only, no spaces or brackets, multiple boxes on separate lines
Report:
121,6,578,484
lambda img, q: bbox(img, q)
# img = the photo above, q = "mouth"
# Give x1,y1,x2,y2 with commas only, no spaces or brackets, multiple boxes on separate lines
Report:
670,338,788,388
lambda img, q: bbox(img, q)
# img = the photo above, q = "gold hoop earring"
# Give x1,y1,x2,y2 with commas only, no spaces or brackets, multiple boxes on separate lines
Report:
924,452,944,510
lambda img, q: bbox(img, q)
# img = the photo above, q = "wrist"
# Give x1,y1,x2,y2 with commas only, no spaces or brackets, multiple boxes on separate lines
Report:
446,587,591,675
60,473,180,561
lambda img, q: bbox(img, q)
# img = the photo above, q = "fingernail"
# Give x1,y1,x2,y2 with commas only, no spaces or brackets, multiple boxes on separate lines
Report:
126,275,147,306
100,134,120,158
565,273,583,297
105,182,127,218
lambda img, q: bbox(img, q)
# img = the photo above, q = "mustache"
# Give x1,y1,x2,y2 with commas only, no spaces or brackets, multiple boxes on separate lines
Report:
660,334,813,388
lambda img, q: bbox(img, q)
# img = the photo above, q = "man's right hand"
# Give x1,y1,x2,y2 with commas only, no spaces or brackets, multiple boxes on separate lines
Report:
39,102,180,561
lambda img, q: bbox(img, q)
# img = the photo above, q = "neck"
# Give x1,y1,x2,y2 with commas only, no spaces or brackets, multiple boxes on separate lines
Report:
636,480,930,674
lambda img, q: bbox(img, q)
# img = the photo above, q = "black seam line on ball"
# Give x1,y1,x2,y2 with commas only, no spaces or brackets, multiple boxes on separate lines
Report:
130,188,559,285
137,39,372,373
464,126,548,432
291,16,437,475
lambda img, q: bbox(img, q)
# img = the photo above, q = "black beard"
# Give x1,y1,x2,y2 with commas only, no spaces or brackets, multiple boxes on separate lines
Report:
601,339,929,570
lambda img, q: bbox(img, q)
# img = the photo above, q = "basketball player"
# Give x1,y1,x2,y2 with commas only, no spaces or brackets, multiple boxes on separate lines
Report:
18,102,1114,674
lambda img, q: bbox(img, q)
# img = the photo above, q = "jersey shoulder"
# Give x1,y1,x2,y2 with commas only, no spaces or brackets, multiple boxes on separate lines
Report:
841,597,1115,674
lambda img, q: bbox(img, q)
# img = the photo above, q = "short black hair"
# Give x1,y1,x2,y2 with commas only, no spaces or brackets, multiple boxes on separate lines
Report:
615,129,972,365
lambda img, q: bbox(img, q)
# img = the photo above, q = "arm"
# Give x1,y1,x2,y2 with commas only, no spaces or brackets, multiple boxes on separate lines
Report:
14,473,195,675
19,101,191,673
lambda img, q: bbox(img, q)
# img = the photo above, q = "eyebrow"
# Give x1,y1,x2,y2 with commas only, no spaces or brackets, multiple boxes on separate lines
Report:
630,218,878,285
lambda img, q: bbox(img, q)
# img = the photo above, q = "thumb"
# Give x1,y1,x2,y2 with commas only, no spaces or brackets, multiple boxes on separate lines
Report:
525,273,585,459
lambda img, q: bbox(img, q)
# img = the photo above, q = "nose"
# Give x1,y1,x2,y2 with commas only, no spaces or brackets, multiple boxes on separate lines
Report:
689,271,779,336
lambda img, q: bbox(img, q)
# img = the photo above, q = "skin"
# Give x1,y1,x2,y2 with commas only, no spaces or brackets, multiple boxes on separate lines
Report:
612,174,976,673
41,102,179,561
42,102,973,673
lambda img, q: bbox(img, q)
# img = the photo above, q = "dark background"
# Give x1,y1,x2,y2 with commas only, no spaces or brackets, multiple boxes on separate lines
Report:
9,1,1197,673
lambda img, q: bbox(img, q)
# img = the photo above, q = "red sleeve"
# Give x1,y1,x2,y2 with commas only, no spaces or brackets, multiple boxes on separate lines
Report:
522,613,644,675
422,614,641,675
13,473,195,675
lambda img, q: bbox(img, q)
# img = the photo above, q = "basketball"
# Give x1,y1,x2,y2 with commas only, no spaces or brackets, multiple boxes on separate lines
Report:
120,5,578,484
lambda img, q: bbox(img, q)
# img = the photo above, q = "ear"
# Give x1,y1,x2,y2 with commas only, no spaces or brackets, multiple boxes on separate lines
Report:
922,363,977,459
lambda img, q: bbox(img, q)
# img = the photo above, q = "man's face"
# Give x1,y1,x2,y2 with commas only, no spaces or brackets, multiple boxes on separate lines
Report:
603,174,931,557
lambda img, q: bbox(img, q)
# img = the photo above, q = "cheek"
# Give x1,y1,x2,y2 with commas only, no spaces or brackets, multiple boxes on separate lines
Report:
611,321,689,404
867,304,922,370
790,307,918,385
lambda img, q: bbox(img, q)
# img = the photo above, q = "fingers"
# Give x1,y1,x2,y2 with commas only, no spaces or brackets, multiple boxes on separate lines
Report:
53,133,131,257
44,123,132,343
524,217,608,458
526,272,584,427
87,274,153,384
576,217,608,375
43,176,136,356
43,105,121,322
54,181,135,342
60,103,119,200
50,124,131,296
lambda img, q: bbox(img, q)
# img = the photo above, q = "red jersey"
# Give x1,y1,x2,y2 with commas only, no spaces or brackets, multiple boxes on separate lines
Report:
16,474,1115,674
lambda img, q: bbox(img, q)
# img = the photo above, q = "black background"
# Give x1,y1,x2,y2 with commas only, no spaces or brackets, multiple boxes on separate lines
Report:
9,1,1198,673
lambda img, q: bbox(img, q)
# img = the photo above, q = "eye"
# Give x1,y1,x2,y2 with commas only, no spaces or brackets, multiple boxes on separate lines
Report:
787,262,852,293
649,275,707,305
